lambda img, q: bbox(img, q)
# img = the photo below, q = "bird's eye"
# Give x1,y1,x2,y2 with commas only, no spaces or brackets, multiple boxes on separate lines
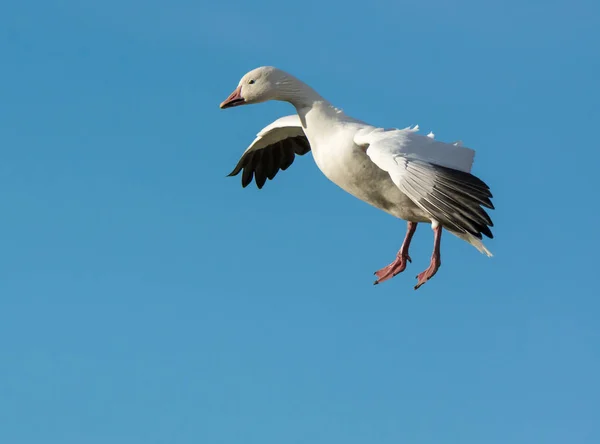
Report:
248,79,255,85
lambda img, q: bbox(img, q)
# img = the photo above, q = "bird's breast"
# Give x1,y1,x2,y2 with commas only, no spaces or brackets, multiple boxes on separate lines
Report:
311,140,406,212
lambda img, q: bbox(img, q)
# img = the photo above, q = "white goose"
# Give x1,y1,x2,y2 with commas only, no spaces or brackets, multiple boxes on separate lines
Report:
220,67,494,290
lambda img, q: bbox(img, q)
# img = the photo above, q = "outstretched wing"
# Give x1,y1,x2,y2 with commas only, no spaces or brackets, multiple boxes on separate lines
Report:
228,115,311,189
355,125,494,240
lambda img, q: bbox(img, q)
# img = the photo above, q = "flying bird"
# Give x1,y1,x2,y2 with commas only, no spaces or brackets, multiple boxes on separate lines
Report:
220,67,494,289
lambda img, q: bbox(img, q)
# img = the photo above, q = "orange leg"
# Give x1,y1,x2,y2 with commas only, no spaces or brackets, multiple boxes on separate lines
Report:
414,225,442,290
373,222,418,285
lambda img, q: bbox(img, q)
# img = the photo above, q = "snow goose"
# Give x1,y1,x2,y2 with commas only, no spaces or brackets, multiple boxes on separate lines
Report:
220,66,494,290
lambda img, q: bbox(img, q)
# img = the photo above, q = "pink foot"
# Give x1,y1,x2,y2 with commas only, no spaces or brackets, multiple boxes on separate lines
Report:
373,254,412,285
414,256,441,290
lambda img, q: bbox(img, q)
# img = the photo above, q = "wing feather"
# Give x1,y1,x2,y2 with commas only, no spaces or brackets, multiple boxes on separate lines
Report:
227,115,311,189
356,126,494,239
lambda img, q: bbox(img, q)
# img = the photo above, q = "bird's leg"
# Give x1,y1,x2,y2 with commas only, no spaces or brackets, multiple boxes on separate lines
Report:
373,222,418,285
414,225,442,290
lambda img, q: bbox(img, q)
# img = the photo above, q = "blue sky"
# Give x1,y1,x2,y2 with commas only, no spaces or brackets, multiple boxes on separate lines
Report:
1,1,599,443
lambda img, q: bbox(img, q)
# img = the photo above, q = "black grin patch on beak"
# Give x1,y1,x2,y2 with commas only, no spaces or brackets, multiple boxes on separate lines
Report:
222,98,246,108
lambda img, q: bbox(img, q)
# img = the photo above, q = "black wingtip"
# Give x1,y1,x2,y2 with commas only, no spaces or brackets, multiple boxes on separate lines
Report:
227,164,243,177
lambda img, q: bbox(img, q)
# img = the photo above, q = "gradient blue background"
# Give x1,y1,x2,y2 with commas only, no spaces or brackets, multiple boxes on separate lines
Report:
2,1,599,443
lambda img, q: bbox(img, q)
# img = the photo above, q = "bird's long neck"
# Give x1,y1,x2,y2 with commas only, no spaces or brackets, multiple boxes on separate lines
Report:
274,73,352,149
276,75,330,110
276,77,341,129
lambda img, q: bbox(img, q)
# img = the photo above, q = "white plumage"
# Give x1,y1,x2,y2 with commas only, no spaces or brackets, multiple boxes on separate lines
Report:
220,66,494,289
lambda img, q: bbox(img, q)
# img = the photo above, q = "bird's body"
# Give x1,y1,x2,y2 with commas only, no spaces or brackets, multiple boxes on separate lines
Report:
298,102,434,223
220,66,494,289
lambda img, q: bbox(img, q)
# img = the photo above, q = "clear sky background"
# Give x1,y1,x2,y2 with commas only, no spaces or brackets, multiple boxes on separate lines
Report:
2,1,599,443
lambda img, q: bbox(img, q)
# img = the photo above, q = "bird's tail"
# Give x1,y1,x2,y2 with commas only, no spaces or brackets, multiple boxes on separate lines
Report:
452,231,493,257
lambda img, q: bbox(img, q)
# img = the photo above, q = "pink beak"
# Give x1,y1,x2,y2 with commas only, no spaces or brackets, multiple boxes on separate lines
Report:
219,85,245,109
